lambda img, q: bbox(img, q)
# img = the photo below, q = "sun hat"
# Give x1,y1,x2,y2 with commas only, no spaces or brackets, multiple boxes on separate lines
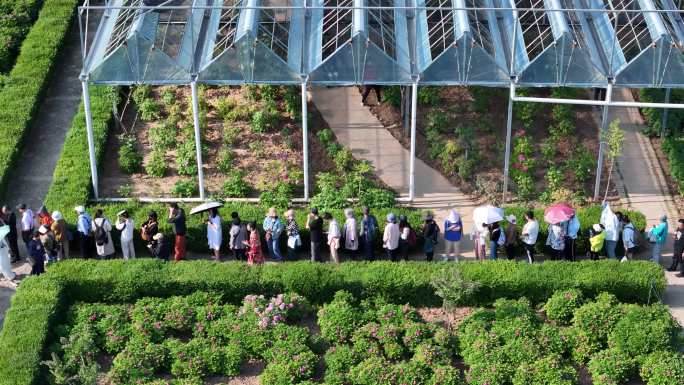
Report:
446,209,460,223
593,224,602,232
74,205,85,214
38,225,49,235
386,213,396,223
51,211,63,221
153,233,164,240
506,215,516,224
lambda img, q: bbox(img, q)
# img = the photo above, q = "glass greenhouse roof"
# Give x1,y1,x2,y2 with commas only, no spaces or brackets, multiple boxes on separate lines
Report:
80,0,684,87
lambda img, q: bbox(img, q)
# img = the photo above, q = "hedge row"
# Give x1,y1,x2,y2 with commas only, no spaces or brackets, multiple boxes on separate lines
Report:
0,0,78,197
662,137,684,195
0,0,44,73
638,88,684,137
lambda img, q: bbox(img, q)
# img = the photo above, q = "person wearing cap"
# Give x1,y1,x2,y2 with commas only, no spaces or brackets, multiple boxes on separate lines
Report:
648,215,668,265
27,231,44,276
589,224,606,260
75,205,93,259
285,209,300,261
621,215,637,262
38,206,53,227
263,207,284,262
563,214,581,262
39,225,57,265
152,232,170,261
17,203,35,251
504,215,518,260
421,213,440,261
398,215,413,261
2,205,20,262
443,209,462,262
306,207,324,262
206,207,222,261
383,213,400,261
521,211,539,263
141,211,159,256
92,209,115,260
243,221,264,265
51,211,69,261
229,212,247,261
115,210,135,260
343,208,358,260
168,203,187,261
360,207,379,261
0,223,18,284
668,219,684,272
324,212,341,263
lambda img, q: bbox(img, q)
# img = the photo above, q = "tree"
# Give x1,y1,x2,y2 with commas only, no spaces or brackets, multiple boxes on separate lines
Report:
603,119,625,201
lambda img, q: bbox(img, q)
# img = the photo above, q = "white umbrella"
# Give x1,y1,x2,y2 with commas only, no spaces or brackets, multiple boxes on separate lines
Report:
473,205,504,230
190,201,223,215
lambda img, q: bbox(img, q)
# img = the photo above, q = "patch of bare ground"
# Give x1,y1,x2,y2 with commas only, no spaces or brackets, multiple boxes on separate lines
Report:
416,306,474,331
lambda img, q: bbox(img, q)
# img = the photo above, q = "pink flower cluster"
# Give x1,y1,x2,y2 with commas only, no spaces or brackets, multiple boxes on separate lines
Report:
242,294,300,329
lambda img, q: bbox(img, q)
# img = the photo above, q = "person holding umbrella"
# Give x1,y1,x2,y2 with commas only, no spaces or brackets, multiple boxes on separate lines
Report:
472,205,504,261
544,203,574,260
206,208,222,261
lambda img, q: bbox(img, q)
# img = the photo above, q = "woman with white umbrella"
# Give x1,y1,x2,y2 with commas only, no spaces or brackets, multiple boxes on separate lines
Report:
206,207,222,261
471,205,504,261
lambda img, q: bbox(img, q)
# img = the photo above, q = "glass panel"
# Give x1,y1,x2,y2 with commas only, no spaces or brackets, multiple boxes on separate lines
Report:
308,41,359,83
361,39,412,83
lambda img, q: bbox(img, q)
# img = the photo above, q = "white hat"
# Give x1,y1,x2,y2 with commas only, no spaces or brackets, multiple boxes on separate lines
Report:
153,232,164,240
593,224,602,232
506,215,517,224
51,211,63,221
74,205,85,214
38,225,49,235
446,209,460,223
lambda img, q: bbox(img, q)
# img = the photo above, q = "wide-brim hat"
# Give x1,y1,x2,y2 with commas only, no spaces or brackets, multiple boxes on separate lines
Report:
593,224,602,232
51,211,63,221
506,215,517,224
74,205,85,213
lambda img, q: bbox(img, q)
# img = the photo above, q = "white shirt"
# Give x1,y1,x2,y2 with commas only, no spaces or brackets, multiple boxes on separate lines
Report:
21,209,34,231
116,218,134,242
522,220,539,245
383,223,400,250
600,210,619,242
328,220,341,243
400,227,410,240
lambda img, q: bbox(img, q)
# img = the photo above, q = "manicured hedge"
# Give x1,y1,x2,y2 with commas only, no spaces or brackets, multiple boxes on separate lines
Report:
0,0,78,197
639,88,684,137
0,0,44,73
662,137,684,195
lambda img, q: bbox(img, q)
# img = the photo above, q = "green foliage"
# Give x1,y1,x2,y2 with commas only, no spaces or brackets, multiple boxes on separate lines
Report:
224,104,252,123
222,123,241,146
259,181,294,209
215,96,238,119
587,348,636,385
138,98,161,121
418,86,441,106
118,134,143,174
282,86,300,118
149,120,177,149
117,184,133,197
358,187,395,209
604,120,625,162
318,291,364,344
221,171,250,198
545,166,564,192
248,139,265,157
569,293,623,363
427,111,450,134
431,268,480,310
381,85,402,107
661,137,684,195
145,149,167,178
216,147,233,173
640,351,684,385
250,104,278,133
607,303,680,357
566,144,595,185
172,179,198,198
512,355,578,385
176,140,198,176
0,0,44,74
543,289,584,325
259,85,279,103
639,88,684,137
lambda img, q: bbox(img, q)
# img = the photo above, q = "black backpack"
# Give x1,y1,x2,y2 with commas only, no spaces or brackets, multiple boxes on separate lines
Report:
94,220,109,246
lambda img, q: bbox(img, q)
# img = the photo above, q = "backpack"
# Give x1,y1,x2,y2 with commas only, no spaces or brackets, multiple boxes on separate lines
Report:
94,220,109,246
631,225,646,250
497,229,506,246
407,228,417,247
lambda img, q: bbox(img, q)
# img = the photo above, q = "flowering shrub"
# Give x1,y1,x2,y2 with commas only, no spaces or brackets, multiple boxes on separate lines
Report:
640,350,684,385
240,293,311,329
543,289,585,325
588,348,636,385
318,291,366,344
512,355,578,385
606,303,680,357
569,293,623,363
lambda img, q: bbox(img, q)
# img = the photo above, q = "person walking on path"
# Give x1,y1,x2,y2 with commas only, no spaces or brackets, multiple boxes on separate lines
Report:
622,215,637,261
521,211,539,263
206,208,222,261
39,225,58,265
263,207,284,262
285,209,300,261
0,224,17,284
504,215,518,260
244,221,264,265
168,203,187,261
443,209,462,261
38,206,53,227
383,213,400,261
229,212,247,261
546,223,565,260
306,208,324,262
488,222,502,260
360,207,379,261
600,203,620,259
75,206,93,259
51,211,69,261
564,214,580,261
668,219,684,271
27,231,44,276
152,233,170,261
398,215,412,261
325,212,341,263
421,214,439,261
18,203,34,251
115,210,135,260
2,206,20,262
589,224,606,260
648,215,668,265
92,209,115,260
141,211,159,257
343,208,358,259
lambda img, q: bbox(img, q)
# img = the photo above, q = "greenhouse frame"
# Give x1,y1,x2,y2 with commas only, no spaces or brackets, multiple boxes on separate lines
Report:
78,0,684,202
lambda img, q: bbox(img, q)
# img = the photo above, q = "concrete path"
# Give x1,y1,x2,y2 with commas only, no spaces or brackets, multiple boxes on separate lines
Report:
311,86,477,257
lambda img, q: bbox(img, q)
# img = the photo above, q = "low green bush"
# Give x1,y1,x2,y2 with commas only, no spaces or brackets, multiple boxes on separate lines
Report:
118,134,143,173
640,350,684,385
606,303,680,358
220,170,250,198
639,89,684,137
587,348,636,385
512,355,578,385
662,137,684,195
568,292,623,363
543,289,585,325
145,149,167,178
0,0,44,73
172,179,198,198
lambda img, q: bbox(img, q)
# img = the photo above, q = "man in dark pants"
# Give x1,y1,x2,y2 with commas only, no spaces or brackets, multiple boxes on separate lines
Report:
361,206,378,261
2,206,20,262
75,205,93,259
306,208,323,262
668,219,684,271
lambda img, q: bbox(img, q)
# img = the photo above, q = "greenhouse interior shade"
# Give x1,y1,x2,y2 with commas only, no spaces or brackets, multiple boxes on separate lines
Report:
81,0,684,87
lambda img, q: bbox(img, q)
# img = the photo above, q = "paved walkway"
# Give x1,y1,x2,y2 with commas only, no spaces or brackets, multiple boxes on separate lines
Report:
311,86,477,256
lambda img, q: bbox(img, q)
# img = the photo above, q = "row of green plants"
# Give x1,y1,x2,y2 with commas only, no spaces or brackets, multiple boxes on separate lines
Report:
0,260,666,385
662,137,684,195
638,88,684,137
0,0,79,198
0,0,44,74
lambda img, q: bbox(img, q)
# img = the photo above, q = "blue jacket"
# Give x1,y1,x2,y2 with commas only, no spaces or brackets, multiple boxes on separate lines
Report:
444,220,462,242
651,222,668,244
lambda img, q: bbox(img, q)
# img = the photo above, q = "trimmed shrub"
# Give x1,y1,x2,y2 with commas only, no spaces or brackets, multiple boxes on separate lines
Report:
587,348,637,385
640,350,684,385
512,355,578,385
606,303,680,358
0,0,44,73
569,292,623,363
543,289,584,325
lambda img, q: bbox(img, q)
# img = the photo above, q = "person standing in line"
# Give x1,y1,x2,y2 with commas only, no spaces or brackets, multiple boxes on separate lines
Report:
27,231,44,276
141,211,159,257
2,206,20,262
229,212,247,261
206,207,222,261
383,213,400,261
115,210,135,260
668,219,684,272
398,215,412,261
92,209,115,260
488,222,502,260
343,208,358,260
421,214,439,261
361,85,382,106
51,211,69,261
152,233,170,261
564,214,580,261
471,224,488,261
0,223,17,284
285,209,300,261
75,206,93,259
325,212,341,263
360,207,378,261
649,215,668,265
17,203,34,251
521,211,539,263
244,221,264,265
546,222,565,260
38,206,53,227
589,224,606,260
621,215,637,261
168,203,187,261
600,204,620,259
443,209,462,262
504,215,518,260
263,207,284,262
306,208,324,262
39,225,58,265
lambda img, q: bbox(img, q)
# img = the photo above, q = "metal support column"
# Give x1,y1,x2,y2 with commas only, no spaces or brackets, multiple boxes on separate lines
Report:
409,83,418,201
503,84,514,204
81,80,99,200
662,88,671,138
594,82,613,201
301,82,309,200
190,81,206,199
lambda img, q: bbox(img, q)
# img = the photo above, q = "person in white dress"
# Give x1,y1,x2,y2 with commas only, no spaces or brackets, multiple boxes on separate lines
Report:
343,208,358,259
92,209,115,259
324,212,341,263
115,210,135,260
0,224,17,286
206,207,222,261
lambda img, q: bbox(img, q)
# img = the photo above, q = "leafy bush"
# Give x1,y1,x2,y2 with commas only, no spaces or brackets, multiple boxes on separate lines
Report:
149,120,177,149
172,179,198,198
221,170,250,198
639,88,684,137
607,303,680,357
512,355,578,385
176,140,198,176
318,291,364,344
0,0,44,73
431,268,480,310
250,104,278,133
118,134,143,173
662,137,684,195
543,289,584,325
587,348,636,385
216,147,233,173
259,181,294,209
418,86,441,106
358,187,395,209
145,149,167,178
381,86,402,107
640,350,684,385
138,98,161,121
569,293,624,363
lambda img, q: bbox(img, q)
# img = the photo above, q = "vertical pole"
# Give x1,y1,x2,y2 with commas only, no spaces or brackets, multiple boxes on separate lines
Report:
403,86,411,137
409,83,418,201
190,81,206,199
81,80,99,200
661,88,671,138
594,82,613,201
502,84,514,204
301,82,309,200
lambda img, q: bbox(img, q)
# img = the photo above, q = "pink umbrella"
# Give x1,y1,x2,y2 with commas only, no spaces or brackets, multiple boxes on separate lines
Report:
544,203,575,224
